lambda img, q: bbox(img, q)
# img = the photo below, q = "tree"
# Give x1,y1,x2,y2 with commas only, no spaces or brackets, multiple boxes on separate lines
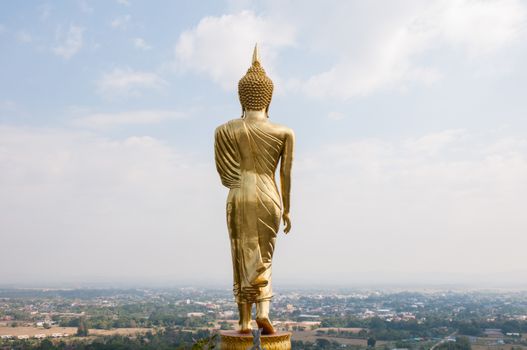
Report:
370,317,386,330
37,339,54,350
315,338,331,349
368,337,377,347
192,334,218,350
219,321,233,330
76,317,89,337
436,337,471,350
455,336,471,350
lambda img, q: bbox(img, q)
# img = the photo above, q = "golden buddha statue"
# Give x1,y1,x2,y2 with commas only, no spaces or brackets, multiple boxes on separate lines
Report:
214,45,295,335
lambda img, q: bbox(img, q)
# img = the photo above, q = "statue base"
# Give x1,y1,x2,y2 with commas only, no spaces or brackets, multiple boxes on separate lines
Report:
219,330,291,350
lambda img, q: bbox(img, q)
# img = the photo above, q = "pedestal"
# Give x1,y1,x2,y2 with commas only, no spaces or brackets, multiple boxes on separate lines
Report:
219,330,291,350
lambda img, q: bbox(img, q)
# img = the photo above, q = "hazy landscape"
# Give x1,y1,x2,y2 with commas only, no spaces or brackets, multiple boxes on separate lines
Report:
1,287,527,349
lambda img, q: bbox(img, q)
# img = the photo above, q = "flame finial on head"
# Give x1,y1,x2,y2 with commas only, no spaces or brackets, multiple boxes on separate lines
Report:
252,43,260,64
238,43,274,112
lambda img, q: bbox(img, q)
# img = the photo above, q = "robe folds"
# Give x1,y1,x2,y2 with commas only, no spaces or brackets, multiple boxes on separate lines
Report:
215,119,283,303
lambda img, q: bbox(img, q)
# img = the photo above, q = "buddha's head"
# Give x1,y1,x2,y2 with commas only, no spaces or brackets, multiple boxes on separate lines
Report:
238,44,274,115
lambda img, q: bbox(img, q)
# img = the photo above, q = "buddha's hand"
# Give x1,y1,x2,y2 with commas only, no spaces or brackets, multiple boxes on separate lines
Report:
283,212,291,234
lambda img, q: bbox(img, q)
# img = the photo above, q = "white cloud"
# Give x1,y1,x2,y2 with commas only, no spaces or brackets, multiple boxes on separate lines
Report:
176,1,526,99
0,100,17,111
172,1,526,98
96,68,167,98
286,129,527,278
116,0,130,5
0,125,226,283
78,0,93,13
405,129,466,156
73,110,185,129
133,37,151,50
327,111,345,121
111,14,131,29
53,25,84,59
297,0,527,99
38,4,51,21
174,10,296,90
439,0,527,57
0,100,22,119
16,30,32,43
1,125,526,283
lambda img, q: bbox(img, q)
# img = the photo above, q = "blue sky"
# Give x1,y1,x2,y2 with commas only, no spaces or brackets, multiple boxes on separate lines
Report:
1,0,527,286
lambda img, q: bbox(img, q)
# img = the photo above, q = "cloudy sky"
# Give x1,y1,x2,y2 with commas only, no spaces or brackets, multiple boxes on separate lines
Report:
1,0,527,288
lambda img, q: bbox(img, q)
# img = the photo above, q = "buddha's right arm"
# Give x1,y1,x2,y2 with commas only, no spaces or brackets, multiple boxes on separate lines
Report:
280,129,295,232
214,125,240,188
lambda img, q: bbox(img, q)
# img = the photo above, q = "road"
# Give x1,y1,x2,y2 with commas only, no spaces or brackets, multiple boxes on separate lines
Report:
430,332,457,350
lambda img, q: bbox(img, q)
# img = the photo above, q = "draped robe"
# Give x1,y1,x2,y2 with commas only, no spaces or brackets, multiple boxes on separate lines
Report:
215,119,283,303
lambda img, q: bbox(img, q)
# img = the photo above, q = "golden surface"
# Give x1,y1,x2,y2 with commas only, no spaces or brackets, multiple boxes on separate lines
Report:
219,331,291,350
214,45,294,334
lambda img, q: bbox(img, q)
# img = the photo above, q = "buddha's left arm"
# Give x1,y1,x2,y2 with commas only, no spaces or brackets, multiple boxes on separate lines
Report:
280,129,295,233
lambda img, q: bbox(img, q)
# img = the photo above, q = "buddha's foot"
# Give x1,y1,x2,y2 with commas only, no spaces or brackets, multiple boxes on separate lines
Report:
237,302,253,334
256,317,275,335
